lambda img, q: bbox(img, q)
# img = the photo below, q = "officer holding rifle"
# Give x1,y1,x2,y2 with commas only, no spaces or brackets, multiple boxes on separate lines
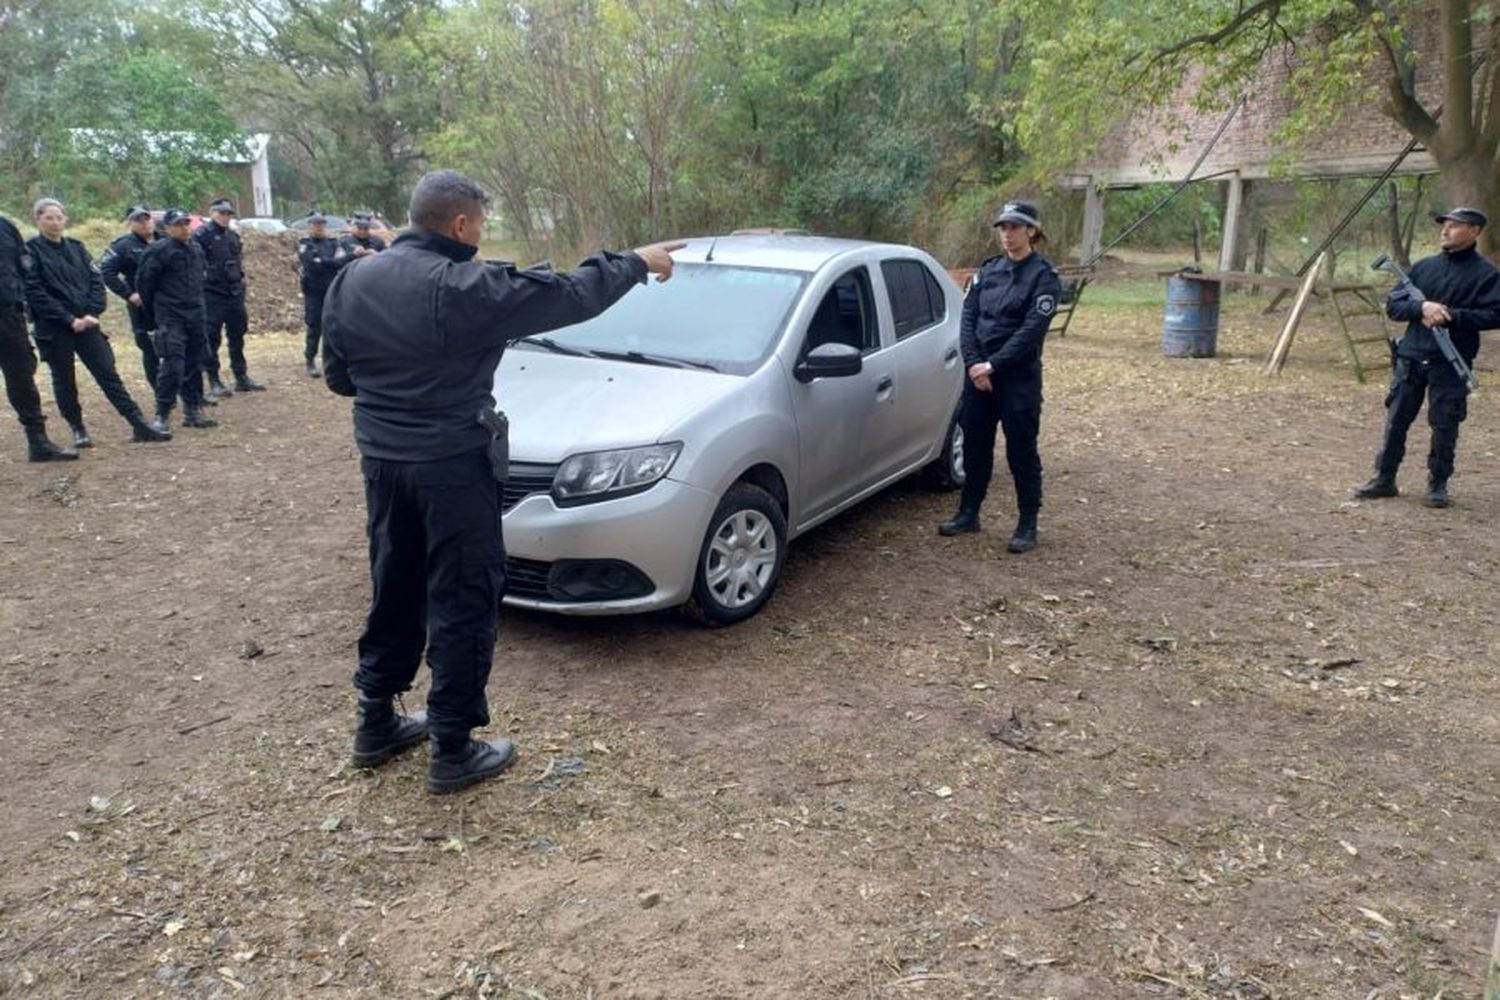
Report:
1354,207,1500,508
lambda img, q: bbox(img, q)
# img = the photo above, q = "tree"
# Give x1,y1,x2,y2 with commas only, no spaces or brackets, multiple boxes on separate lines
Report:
195,0,443,216
1011,0,1500,250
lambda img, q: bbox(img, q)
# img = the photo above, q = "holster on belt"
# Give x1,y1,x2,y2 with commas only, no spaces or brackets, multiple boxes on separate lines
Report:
477,403,509,483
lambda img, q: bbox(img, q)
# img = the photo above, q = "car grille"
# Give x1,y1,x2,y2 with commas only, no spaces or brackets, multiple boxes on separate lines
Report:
502,462,559,513
505,556,553,600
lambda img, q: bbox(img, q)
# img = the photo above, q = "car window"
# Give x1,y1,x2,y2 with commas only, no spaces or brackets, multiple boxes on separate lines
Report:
880,258,945,339
518,263,808,376
803,266,879,355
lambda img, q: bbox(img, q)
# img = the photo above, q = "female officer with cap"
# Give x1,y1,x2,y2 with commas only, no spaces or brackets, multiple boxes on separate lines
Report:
938,201,1062,553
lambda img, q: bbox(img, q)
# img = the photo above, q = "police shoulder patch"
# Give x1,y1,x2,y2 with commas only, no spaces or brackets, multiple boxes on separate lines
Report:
1036,294,1056,316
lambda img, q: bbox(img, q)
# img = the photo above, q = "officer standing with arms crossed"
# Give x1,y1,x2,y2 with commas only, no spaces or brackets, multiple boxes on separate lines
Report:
195,198,264,395
296,213,342,378
137,209,219,435
339,211,387,260
0,211,75,461
322,169,682,793
98,205,163,388
1354,207,1500,507
24,198,170,447
938,201,1062,554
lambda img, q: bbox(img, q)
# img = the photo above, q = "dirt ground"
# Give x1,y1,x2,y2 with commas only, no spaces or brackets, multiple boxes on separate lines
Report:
1,277,1499,999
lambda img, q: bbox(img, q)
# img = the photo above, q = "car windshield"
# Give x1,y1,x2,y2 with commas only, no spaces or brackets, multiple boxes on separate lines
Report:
515,262,808,375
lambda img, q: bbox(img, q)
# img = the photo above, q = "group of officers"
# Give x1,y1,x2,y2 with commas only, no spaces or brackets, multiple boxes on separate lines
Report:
0,197,386,461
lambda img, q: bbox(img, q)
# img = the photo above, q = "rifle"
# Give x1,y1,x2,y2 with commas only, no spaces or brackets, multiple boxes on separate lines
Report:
1371,253,1479,391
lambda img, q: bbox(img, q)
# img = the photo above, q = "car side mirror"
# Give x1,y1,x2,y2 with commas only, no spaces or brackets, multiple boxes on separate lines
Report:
795,342,863,382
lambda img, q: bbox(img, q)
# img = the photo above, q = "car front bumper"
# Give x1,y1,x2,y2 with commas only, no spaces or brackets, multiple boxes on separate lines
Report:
500,476,717,615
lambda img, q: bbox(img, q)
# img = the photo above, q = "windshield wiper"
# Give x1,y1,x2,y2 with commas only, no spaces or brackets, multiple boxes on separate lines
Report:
517,335,591,357
589,349,720,372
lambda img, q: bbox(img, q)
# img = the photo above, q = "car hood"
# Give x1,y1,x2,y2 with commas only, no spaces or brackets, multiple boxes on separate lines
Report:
493,350,744,463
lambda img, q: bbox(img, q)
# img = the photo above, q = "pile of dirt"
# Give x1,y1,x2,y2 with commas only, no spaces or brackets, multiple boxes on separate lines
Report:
240,230,306,334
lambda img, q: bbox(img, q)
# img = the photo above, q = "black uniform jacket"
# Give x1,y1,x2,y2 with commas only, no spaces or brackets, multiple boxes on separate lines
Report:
960,252,1063,408
297,236,343,295
338,233,387,260
98,231,157,328
323,229,648,463
192,220,245,298
24,235,107,341
136,237,208,329
0,216,27,308
1387,244,1500,364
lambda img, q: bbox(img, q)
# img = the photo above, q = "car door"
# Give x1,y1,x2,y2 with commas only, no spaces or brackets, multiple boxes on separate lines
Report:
879,256,961,470
785,263,889,527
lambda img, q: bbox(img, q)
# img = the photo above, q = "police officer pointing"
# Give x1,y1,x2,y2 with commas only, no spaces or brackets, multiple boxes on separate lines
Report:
939,201,1062,553
323,169,683,794
1354,207,1500,507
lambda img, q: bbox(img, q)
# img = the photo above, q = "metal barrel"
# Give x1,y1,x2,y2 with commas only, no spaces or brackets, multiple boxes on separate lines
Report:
1162,275,1221,357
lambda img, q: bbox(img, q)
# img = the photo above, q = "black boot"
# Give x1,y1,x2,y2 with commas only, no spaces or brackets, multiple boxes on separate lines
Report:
198,394,218,407
25,425,78,462
208,377,232,398
1354,475,1398,499
1007,511,1038,554
937,508,981,536
130,414,171,442
70,424,93,449
1422,479,1450,508
351,697,430,768
182,405,218,429
427,734,517,794
305,358,320,378
233,374,266,392
150,410,172,437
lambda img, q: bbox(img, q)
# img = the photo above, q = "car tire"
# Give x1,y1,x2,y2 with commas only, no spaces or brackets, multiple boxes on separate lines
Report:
922,410,966,491
686,483,788,626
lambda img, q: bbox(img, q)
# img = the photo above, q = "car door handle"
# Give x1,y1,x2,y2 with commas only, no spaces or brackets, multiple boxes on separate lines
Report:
875,375,894,394
944,348,959,363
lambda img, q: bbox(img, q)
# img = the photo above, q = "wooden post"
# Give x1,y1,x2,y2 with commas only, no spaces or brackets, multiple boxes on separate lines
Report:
1264,250,1326,375
1250,228,1268,296
1218,173,1245,272
1081,183,1106,264
1485,909,1500,1000
1192,218,1202,266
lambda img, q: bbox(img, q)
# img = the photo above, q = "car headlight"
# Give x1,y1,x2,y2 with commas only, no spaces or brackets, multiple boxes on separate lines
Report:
552,442,682,504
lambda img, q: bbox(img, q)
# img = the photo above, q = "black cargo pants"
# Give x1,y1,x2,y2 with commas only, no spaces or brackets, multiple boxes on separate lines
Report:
39,327,146,429
354,448,507,738
203,291,249,381
153,317,207,413
0,302,45,429
958,377,1043,516
1374,356,1470,484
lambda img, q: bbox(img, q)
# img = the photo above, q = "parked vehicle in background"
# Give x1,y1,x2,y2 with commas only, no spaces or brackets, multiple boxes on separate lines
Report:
234,217,288,234
285,212,396,240
493,233,965,625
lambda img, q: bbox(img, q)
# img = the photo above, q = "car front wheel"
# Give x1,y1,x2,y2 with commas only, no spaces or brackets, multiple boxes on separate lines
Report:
687,483,788,625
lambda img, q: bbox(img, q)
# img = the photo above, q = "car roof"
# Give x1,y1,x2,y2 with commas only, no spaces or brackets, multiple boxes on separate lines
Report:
670,234,923,273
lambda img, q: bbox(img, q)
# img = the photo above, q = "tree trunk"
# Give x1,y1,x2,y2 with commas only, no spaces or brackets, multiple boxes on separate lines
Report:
1432,151,1500,256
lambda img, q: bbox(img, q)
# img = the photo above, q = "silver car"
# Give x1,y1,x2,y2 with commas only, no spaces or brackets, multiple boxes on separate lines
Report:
492,234,966,623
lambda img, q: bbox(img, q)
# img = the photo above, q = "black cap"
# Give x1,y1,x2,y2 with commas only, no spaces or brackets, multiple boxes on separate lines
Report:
307,212,328,224
162,208,191,226
1434,206,1487,228
210,198,236,215
123,204,151,222
351,211,373,226
992,201,1042,230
